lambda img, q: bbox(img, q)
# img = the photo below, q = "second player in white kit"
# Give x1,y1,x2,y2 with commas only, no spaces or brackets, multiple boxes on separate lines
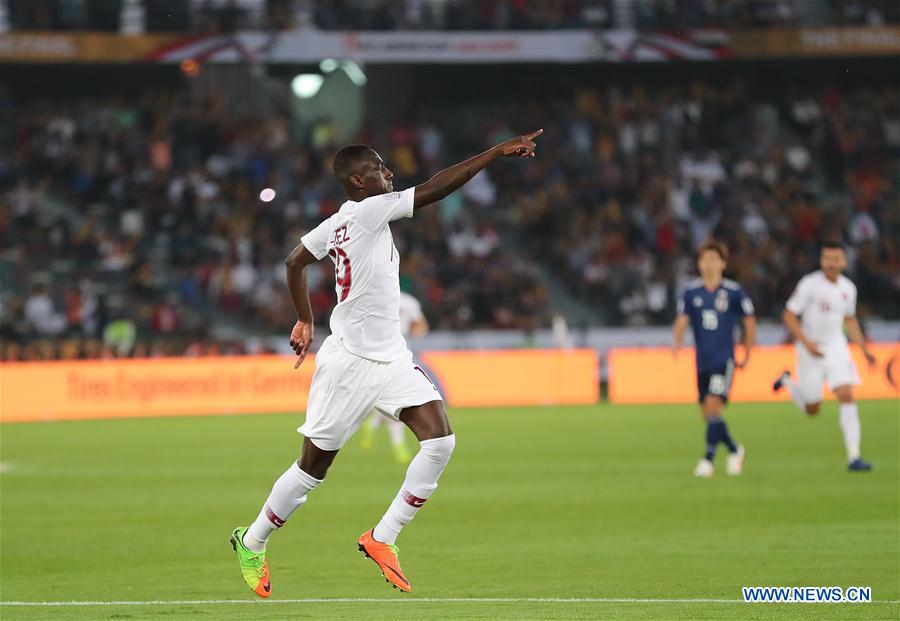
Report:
773,242,877,471
361,291,430,463
786,271,859,400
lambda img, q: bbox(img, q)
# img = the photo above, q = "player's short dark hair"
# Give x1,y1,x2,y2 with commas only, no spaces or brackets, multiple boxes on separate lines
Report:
821,240,845,252
332,144,375,181
697,240,729,262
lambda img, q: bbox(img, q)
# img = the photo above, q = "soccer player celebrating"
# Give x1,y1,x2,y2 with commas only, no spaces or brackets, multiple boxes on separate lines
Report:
230,129,544,597
673,241,756,478
361,290,430,464
773,242,877,471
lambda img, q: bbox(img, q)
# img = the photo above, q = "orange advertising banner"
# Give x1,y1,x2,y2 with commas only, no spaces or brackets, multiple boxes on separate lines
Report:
0,32,181,63
0,349,598,423
608,343,900,404
421,349,598,408
730,27,900,57
0,356,315,423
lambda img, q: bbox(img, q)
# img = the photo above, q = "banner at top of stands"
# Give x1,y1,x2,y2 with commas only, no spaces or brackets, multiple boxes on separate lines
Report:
2,27,898,64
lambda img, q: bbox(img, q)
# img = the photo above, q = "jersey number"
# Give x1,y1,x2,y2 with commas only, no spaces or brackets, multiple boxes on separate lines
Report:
709,374,726,395
701,310,718,330
328,247,352,302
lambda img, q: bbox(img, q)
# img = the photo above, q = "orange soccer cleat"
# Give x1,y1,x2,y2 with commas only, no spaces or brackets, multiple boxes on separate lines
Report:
357,529,411,592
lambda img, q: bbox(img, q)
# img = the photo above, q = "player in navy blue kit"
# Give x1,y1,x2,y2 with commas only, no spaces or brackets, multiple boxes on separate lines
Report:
672,241,757,478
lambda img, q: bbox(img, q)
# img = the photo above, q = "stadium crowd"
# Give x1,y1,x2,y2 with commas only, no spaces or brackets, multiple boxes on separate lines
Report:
506,80,900,325
0,85,550,360
8,0,899,32
1,75,898,359
310,0,900,31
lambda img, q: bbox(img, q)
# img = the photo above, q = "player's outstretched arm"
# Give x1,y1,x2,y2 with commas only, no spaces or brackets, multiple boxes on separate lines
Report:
672,314,689,358
410,316,429,339
413,129,543,210
285,243,318,368
782,309,822,357
844,315,877,369
739,315,756,368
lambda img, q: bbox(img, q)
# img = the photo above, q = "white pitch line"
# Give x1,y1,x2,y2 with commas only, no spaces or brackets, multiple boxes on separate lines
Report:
1,598,898,607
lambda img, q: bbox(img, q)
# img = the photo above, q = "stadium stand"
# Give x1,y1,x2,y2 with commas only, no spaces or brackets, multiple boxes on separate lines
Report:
6,0,899,32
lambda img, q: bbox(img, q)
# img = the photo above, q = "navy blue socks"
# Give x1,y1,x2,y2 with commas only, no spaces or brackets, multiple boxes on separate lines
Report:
705,415,738,459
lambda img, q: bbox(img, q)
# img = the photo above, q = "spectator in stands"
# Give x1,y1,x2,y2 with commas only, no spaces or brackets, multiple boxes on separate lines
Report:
23,284,66,336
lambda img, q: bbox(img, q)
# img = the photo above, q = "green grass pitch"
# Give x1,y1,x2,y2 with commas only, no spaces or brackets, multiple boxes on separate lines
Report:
1,401,898,620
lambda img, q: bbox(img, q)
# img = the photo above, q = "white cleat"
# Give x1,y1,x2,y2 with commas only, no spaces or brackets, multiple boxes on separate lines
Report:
726,445,745,476
693,459,714,478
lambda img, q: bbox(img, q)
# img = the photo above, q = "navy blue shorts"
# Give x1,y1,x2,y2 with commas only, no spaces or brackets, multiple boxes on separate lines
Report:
697,360,735,403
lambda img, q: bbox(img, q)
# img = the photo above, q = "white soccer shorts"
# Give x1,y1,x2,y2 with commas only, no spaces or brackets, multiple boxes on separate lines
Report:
298,336,443,450
795,341,860,403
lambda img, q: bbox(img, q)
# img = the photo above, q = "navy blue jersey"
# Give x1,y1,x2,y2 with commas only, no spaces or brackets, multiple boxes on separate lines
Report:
678,279,755,373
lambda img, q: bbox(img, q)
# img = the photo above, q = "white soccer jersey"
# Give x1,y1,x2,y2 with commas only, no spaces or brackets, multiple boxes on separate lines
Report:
785,270,857,348
301,188,415,362
398,292,424,338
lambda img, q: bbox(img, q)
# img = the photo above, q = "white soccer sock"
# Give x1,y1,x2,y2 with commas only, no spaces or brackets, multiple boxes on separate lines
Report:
373,434,455,545
839,402,861,462
782,375,807,412
388,420,406,447
244,462,322,553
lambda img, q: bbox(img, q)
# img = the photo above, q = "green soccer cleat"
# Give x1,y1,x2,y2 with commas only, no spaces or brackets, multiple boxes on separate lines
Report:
229,527,271,598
